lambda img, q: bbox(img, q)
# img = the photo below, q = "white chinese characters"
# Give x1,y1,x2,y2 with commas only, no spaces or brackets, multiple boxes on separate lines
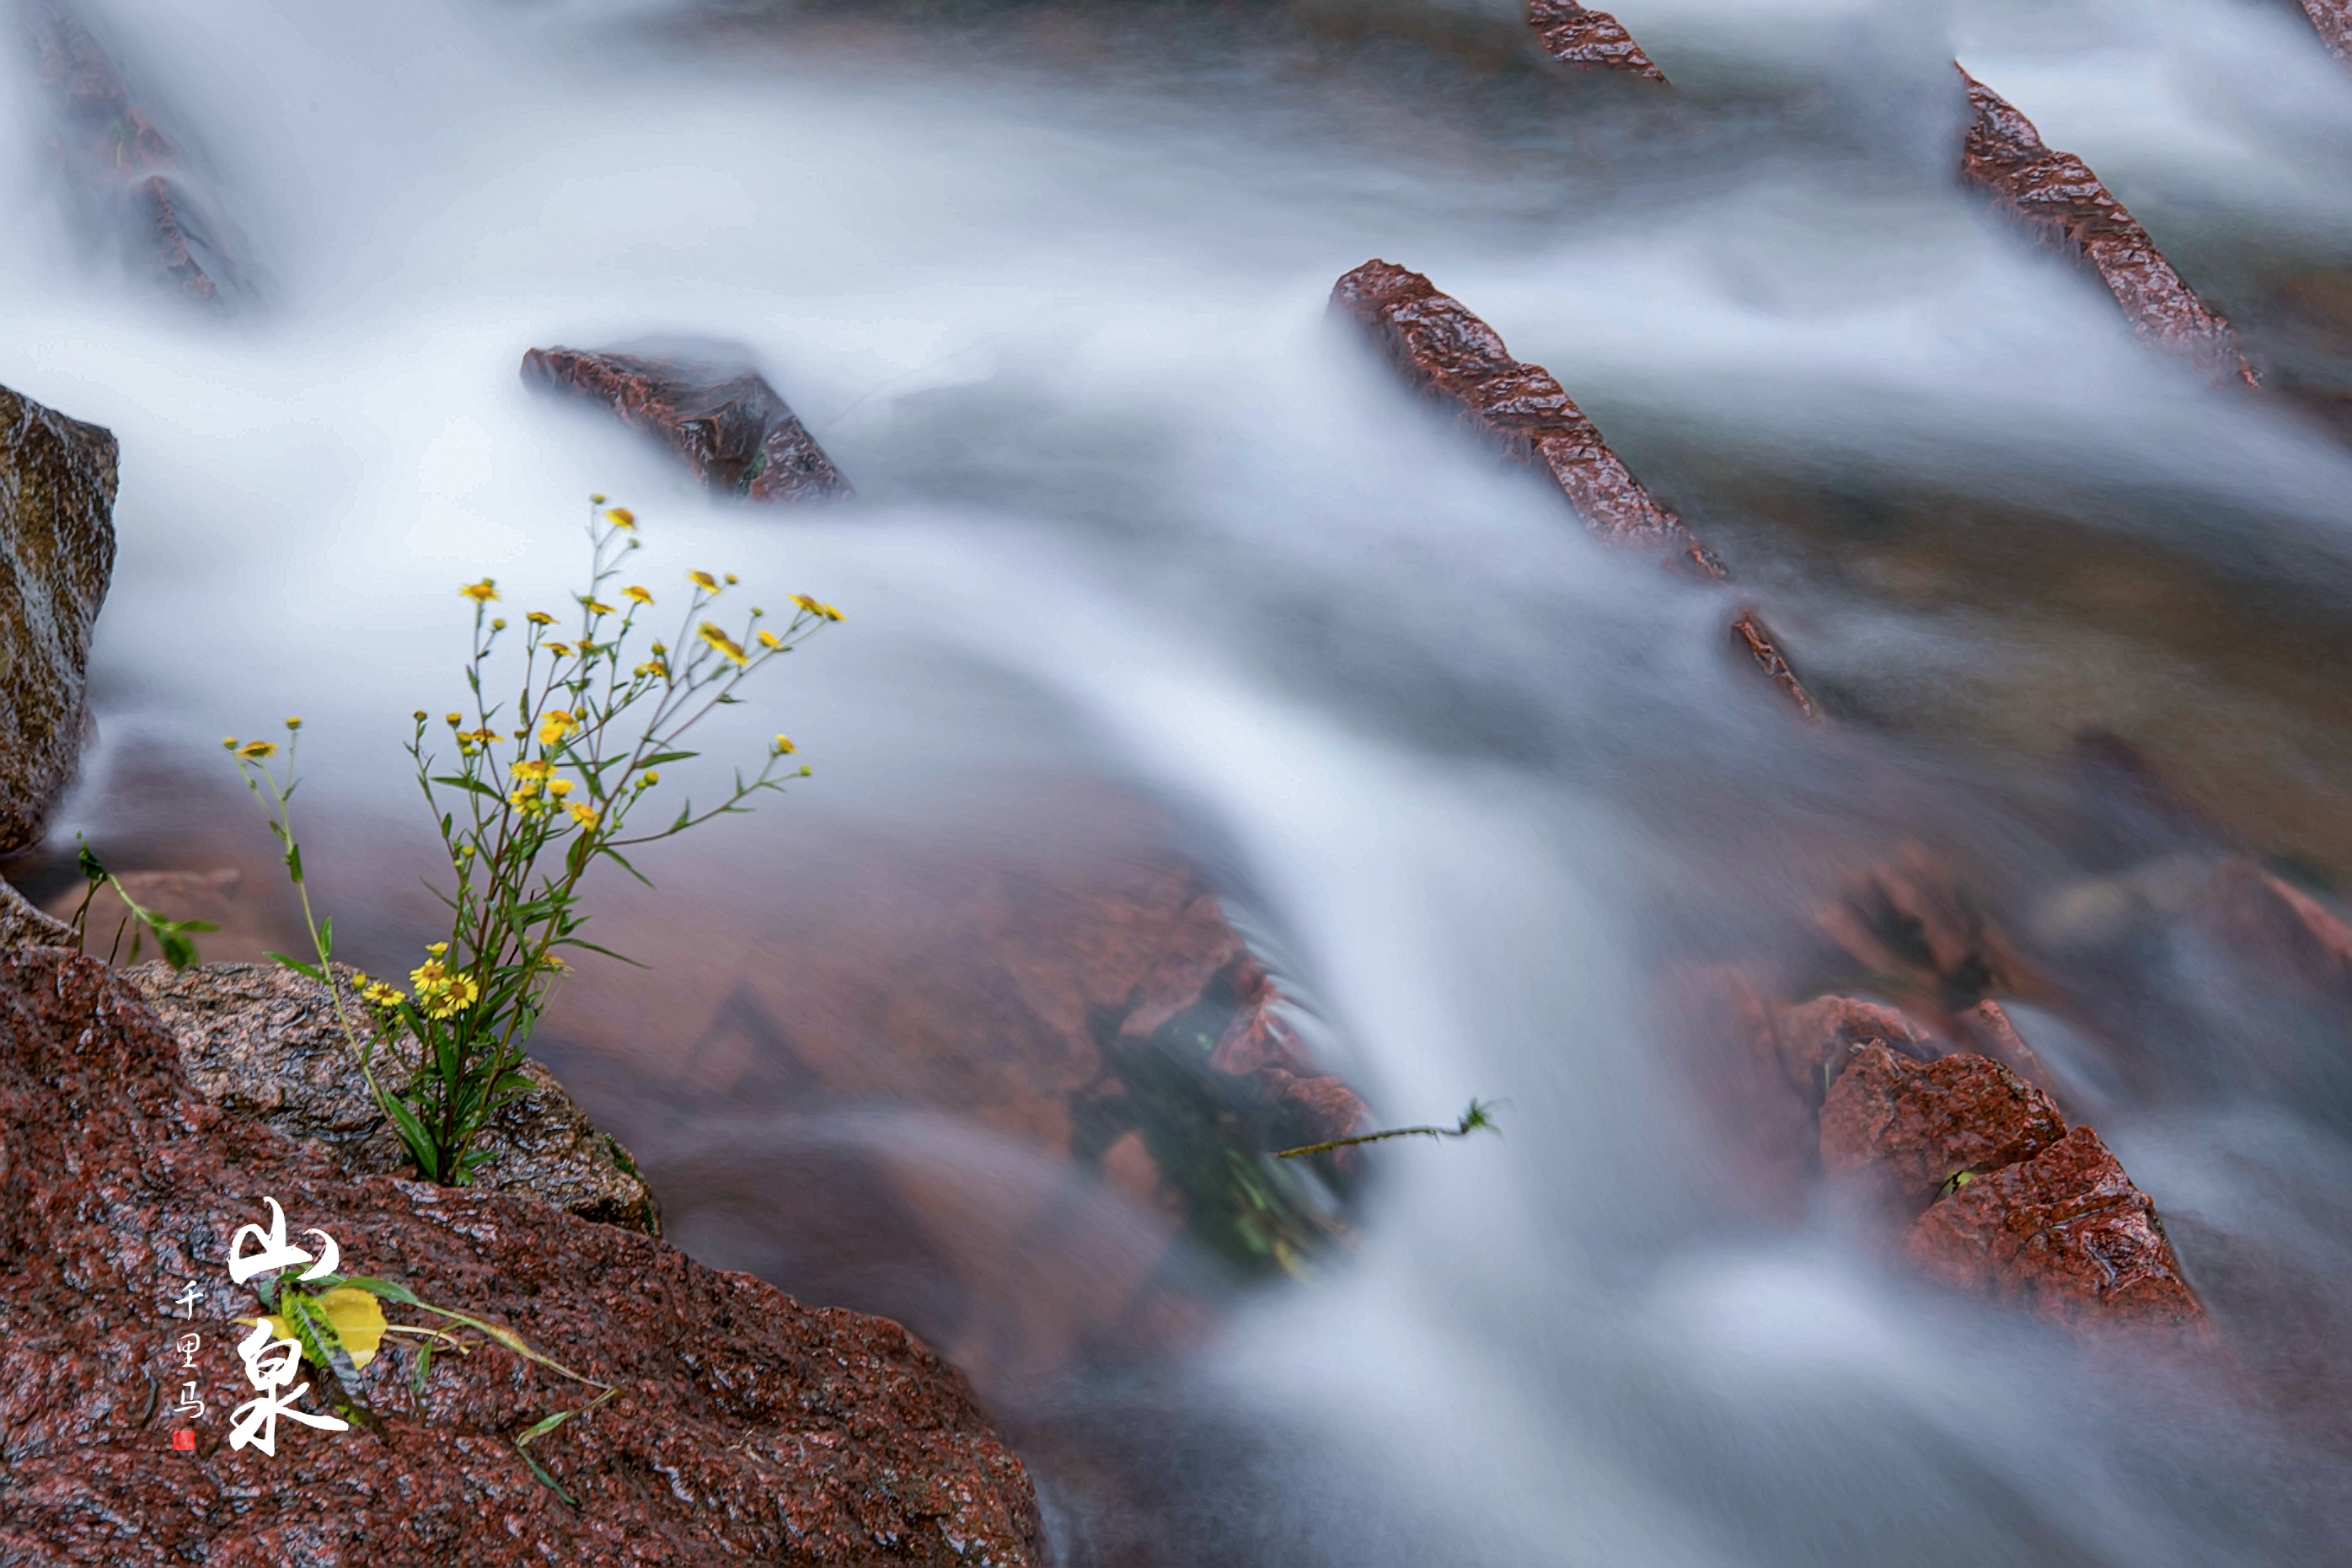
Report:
223,1196,352,1457
228,1196,340,1284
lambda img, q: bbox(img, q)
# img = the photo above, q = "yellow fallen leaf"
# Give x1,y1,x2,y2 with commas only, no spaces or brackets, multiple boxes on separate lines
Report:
246,1286,389,1369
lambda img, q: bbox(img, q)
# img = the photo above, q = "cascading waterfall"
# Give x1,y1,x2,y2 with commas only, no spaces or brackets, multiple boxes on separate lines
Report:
9,0,2352,1559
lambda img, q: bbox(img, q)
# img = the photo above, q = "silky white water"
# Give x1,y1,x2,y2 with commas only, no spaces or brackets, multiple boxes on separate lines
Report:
10,0,2352,1560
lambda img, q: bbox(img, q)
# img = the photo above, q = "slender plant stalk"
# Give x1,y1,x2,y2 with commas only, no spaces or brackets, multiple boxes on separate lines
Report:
1273,1098,1503,1160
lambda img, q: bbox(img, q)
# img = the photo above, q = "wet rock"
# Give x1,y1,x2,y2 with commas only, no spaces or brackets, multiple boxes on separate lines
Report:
1956,66,2258,389
1774,993,1937,1107
1729,608,1822,721
0,947,1042,1565
128,961,662,1237
1527,0,1667,83
1330,258,1820,717
2298,0,2352,67
521,345,850,504
0,876,73,947
1955,998,2061,1100
24,1,249,303
0,383,117,854
1816,843,2028,1012
1905,1124,2207,1331
2209,854,2352,1000
1819,1044,2067,1219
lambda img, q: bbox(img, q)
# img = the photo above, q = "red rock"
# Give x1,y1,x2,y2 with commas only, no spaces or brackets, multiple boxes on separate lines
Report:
521,346,850,504
1729,608,1822,722
26,2,245,303
1776,994,1937,1106
1819,1045,2067,1218
1815,842,2028,1011
1905,1125,2207,1331
1957,998,2061,1100
1956,66,2258,389
2299,0,2352,65
1330,259,1821,718
0,948,1042,1565
2209,854,2352,998
1527,0,1668,83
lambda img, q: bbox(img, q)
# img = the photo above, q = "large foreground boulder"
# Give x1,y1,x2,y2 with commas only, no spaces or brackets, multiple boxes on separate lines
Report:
0,382,117,852
0,948,1043,1565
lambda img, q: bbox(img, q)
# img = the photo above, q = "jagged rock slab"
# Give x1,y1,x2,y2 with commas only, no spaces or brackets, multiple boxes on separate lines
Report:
1905,1124,2207,1331
1821,1043,2068,1219
1956,66,2258,389
24,1,249,304
0,383,116,854
521,346,851,504
1527,0,1667,83
128,961,663,1236
0,948,1042,1565
1331,258,1820,718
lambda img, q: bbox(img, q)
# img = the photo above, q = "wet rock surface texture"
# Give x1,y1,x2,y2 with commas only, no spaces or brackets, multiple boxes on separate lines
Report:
2301,0,2352,64
129,961,663,1236
1527,0,1667,83
1330,258,1819,716
1956,66,2258,389
522,346,851,504
0,383,117,854
25,1,248,302
0,948,1042,1565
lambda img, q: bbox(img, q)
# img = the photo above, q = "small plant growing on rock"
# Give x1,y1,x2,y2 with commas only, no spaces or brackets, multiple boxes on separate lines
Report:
67,837,215,969
229,497,841,1185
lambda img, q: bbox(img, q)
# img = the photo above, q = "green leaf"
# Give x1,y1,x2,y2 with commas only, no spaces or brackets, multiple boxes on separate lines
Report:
76,838,107,883
597,843,654,887
158,929,198,971
318,916,334,957
378,1092,442,1183
637,750,699,768
286,843,305,885
409,1335,433,1402
431,773,506,802
265,952,328,982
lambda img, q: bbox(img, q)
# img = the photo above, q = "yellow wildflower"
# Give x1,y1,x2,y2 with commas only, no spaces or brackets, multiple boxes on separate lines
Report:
362,981,404,1008
527,611,555,626
603,507,635,530
410,960,480,1019
638,771,659,787
426,943,447,956
546,641,571,657
567,801,599,829
284,717,303,731
237,741,276,761
586,600,615,616
508,784,540,805
698,622,748,667
445,713,462,727
774,735,796,754
512,759,552,781
220,736,238,751
547,778,574,797
724,573,738,586
624,586,652,606
688,570,720,592
461,579,498,602
538,709,579,747
757,629,781,649
590,492,607,504
791,593,818,613
819,602,844,622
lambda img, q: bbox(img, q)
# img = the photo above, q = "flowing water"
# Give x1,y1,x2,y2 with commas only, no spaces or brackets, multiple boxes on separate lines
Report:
12,0,2352,1559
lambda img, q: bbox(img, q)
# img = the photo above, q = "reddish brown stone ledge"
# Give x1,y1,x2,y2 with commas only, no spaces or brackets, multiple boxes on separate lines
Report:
1956,66,2258,390
1331,259,1820,720
1527,0,1667,83
0,948,1042,1564
2299,0,2352,65
522,346,851,505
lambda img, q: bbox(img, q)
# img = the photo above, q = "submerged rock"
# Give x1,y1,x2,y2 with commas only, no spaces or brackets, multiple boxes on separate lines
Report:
128,961,662,1236
1527,0,1668,83
1955,66,2258,389
1329,258,1821,719
24,1,250,304
0,947,1042,1564
0,383,117,853
521,345,850,504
